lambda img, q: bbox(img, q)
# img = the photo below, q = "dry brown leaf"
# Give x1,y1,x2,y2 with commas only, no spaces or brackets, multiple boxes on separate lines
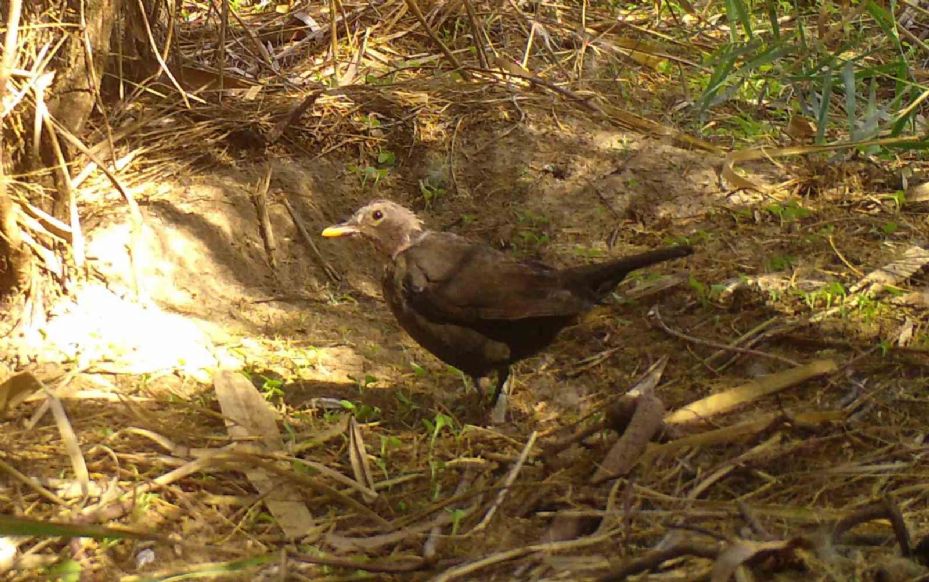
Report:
0,371,42,414
850,245,929,295
665,359,838,425
347,416,377,503
45,391,89,498
711,538,808,582
213,370,315,539
784,114,816,142
590,359,668,484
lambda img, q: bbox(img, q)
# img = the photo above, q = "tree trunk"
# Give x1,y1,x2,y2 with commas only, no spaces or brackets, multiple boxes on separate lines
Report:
0,187,30,294
47,0,121,136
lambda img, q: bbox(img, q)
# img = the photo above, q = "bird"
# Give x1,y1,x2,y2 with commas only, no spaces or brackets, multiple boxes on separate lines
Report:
321,200,693,406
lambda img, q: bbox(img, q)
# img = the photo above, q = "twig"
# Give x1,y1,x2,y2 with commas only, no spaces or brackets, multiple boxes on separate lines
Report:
0,0,23,100
45,388,89,498
16,199,71,240
48,114,146,298
281,197,341,283
828,234,864,277
650,306,800,366
664,359,838,425
135,0,192,108
289,552,426,573
252,163,278,274
424,468,476,560
832,497,911,556
599,540,719,581
0,457,68,507
42,115,85,270
430,527,624,582
329,0,341,85
462,0,488,69
267,90,322,145
403,0,470,79
702,317,780,369
217,0,228,100
469,430,537,533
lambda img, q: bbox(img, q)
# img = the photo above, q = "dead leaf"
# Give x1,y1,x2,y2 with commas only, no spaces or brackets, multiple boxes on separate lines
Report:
665,359,837,425
213,370,315,539
0,371,43,415
711,538,808,582
850,245,929,295
784,115,816,142
347,416,377,503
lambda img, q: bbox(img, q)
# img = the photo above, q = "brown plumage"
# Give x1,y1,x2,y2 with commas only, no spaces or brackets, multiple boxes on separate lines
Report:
322,200,693,404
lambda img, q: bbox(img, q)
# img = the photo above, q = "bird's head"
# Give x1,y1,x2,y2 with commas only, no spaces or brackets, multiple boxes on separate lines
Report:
321,200,425,257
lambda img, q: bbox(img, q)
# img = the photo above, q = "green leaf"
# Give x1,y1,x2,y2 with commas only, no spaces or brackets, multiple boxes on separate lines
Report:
377,150,396,166
47,559,81,582
725,0,753,40
766,0,780,39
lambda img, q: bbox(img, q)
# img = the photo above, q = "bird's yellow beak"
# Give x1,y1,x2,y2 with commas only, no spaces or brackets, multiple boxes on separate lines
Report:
321,224,359,237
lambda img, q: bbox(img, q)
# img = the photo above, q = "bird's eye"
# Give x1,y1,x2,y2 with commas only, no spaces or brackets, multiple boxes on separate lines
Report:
372,210,384,221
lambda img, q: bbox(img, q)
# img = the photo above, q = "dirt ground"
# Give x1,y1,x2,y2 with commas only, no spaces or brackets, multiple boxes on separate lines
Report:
4,85,929,580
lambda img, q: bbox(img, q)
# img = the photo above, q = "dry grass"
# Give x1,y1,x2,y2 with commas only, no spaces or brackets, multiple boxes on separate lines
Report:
2,0,929,580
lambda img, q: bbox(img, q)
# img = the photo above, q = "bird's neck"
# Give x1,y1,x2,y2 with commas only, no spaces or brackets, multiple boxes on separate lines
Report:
390,228,427,259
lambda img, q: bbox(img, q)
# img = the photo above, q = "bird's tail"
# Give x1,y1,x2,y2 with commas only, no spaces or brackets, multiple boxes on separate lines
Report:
561,245,694,299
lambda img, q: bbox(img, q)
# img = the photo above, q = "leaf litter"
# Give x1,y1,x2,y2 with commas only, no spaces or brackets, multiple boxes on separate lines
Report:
2,1,929,580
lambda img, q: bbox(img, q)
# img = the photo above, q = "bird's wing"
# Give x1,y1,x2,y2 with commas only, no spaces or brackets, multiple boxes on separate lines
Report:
396,232,590,322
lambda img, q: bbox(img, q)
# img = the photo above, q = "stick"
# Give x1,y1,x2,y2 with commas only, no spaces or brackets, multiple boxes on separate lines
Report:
469,431,537,533
281,198,341,283
402,0,470,79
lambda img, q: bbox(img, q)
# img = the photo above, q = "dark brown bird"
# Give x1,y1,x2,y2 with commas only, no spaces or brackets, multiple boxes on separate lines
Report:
322,200,692,404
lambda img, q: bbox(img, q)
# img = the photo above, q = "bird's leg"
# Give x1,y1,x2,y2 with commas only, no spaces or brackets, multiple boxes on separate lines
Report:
470,376,485,395
489,367,511,425
490,367,510,405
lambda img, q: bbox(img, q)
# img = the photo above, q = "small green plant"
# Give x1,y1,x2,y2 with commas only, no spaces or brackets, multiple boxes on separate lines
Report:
410,361,428,377
801,282,847,310
853,293,882,322
878,221,899,237
689,275,724,306
882,191,906,210
395,389,419,416
766,254,795,271
428,458,446,499
423,412,457,452
46,559,81,582
376,435,402,478
348,164,389,187
877,339,892,356
339,400,381,422
419,177,446,206
257,376,284,399
448,507,467,535
516,229,550,249
352,373,378,392
766,200,811,225
377,149,396,166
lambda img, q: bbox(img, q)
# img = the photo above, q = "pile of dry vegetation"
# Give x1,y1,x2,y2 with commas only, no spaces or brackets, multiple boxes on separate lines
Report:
3,0,929,580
